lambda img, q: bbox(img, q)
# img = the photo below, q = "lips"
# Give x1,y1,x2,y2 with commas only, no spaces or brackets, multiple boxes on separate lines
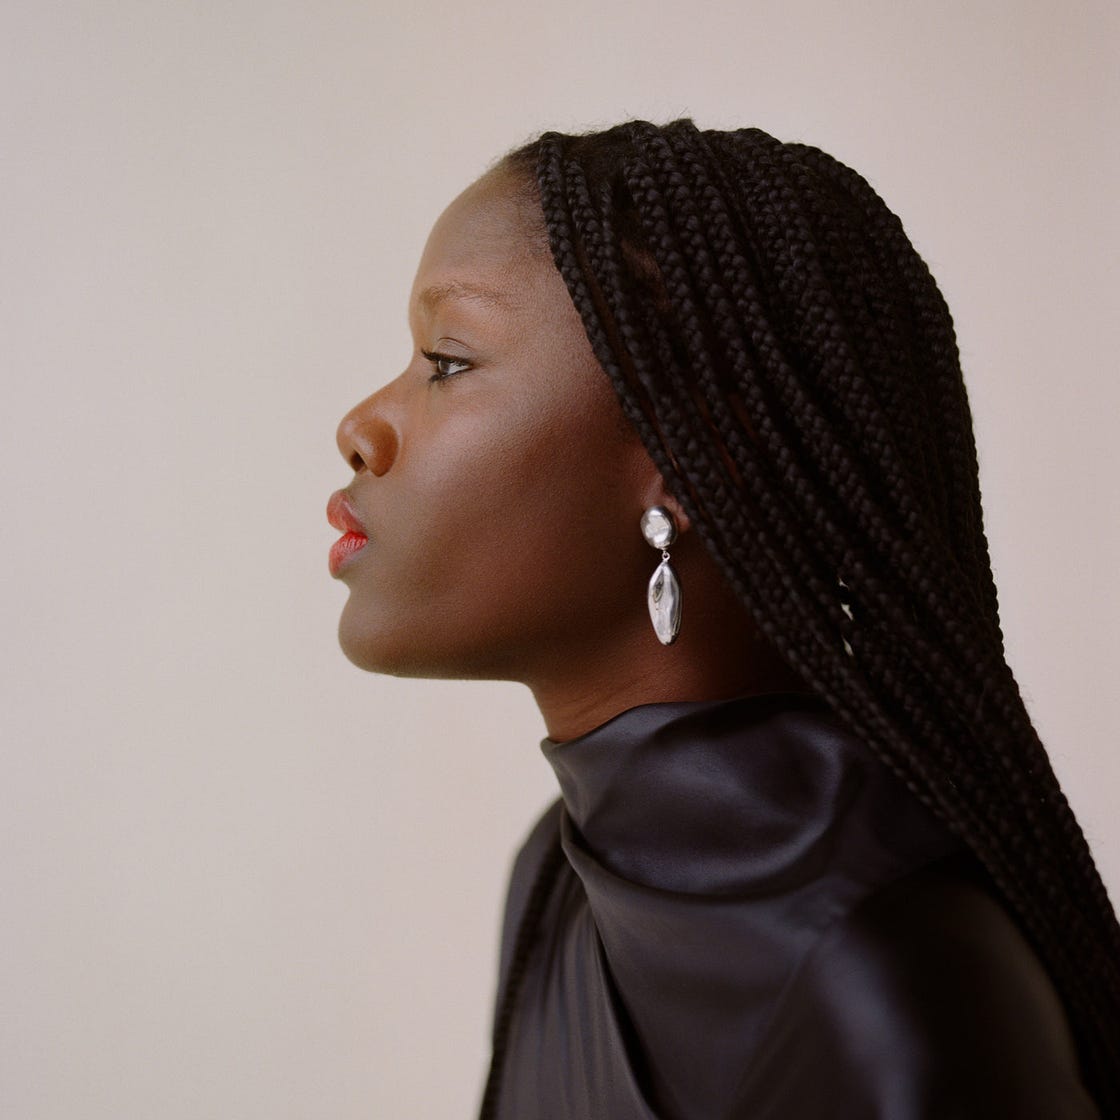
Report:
327,490,369,576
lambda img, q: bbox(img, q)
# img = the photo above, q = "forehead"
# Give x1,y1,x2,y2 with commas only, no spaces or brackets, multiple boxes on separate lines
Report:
409,172,553,313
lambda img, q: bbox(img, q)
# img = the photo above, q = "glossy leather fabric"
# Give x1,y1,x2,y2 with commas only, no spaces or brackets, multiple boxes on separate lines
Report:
488,692,1098,1118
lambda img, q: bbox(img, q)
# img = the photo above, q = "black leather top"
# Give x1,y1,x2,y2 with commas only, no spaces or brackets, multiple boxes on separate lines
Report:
487,691,1099,1118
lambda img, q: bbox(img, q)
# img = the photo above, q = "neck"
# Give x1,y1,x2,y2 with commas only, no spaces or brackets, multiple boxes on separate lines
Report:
527,607,809,743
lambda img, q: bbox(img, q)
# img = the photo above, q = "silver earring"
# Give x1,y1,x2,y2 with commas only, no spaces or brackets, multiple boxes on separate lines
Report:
640,506,682,645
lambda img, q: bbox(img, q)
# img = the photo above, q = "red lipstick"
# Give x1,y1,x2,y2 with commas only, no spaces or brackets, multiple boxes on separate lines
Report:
327,490,369,576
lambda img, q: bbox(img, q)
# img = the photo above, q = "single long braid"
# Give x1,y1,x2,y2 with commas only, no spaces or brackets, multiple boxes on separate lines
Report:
495,119,1120,1112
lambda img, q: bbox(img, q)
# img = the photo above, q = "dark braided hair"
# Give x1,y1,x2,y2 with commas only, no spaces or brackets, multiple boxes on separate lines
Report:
490,119,1120,1112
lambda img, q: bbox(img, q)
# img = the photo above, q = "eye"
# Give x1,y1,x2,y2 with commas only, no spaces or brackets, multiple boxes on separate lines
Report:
421,350,472,382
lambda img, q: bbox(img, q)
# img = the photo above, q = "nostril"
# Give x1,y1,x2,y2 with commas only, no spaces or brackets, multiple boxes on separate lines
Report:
348,450,364,473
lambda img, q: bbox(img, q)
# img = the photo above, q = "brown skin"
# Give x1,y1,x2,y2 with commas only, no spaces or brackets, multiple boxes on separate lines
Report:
333,170,805,741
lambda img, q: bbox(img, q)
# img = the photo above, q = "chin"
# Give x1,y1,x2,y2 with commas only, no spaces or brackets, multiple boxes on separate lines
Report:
336,605,506,681
337,613,415,676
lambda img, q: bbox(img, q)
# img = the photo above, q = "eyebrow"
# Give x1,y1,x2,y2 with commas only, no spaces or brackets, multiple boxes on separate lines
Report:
415,280,517,313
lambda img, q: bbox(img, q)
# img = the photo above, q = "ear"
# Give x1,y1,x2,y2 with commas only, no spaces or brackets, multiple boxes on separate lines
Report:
638,472,692,535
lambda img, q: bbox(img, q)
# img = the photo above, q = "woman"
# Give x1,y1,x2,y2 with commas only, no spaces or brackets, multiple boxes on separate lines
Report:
328,120,1119,1117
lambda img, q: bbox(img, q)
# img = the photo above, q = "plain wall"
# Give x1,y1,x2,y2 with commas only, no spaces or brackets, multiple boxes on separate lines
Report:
2,1,1117,1116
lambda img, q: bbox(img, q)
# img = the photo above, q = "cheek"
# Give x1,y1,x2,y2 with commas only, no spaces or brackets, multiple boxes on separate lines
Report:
462,410,648,596
416,422,616,575
424,410,644,617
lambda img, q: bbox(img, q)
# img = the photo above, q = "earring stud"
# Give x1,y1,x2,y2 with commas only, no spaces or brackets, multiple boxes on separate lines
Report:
641,506,682,645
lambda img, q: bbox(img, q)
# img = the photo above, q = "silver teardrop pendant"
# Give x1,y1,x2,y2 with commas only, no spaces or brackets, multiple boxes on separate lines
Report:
647,557,682,645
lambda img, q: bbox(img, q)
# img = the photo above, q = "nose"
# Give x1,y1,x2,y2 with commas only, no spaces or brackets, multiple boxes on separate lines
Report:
336,386,401,477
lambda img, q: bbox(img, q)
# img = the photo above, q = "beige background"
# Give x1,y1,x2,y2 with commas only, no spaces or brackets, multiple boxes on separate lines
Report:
2,1,1117,1116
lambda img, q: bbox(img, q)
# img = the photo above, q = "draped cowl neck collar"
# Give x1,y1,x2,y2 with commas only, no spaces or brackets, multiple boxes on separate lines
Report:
498,695,1087,1120
540,690,955,898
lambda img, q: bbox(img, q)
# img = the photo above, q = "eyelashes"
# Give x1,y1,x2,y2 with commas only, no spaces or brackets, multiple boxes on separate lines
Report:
421,349,472,383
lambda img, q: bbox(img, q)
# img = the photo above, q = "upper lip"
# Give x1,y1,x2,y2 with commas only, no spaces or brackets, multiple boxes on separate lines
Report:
327,490,368,537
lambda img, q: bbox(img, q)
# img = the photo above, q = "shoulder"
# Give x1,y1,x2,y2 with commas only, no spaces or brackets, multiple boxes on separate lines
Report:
505,797,563,905
493,799,563,1013
738,853,1099,1118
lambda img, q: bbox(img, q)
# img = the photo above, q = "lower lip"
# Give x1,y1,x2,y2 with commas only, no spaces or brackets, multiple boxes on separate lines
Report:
329,531,368,576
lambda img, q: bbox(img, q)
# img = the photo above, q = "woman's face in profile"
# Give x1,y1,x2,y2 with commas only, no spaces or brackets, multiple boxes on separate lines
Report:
330,171,659,683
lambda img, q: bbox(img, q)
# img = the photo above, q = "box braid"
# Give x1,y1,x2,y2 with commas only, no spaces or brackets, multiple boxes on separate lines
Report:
490,120,1120,1112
